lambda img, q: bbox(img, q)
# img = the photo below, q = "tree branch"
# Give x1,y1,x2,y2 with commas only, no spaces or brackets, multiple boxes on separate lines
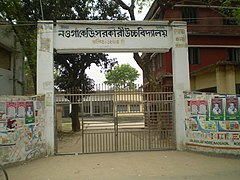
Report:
114,0,136,20
113,0,131,11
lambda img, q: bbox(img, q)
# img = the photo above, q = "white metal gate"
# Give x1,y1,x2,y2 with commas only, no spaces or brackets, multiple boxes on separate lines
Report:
55,87,175,154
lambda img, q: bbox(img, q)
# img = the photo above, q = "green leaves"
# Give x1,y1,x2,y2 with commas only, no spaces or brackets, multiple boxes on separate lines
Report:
0,0,128,94
104,64,140,89
220,0,240,24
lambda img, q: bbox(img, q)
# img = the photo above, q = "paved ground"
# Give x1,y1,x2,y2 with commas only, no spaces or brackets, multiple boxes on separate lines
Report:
5,151,240,180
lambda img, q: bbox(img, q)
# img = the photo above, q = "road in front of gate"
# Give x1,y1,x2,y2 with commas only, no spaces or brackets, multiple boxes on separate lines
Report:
6,151,240,180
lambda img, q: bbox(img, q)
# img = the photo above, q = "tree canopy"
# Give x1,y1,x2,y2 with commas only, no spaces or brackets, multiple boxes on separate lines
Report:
54,53,117,92
104,64,140,88
0,0,128,94
1,0,239,94
221,0,240,24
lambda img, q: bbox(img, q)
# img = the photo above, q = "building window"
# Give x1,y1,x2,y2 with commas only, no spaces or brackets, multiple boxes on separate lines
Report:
152,59,156,72
189,47,200,64
117,104,128,112
236,84,240,94
150,53,162,72
0,46,11,70
63,106,70,117
130,104,140,112
103,106,109,113
94,105,100,114
228,48,240,62
83,105,90,114
182,7,197,24
157,53,162,69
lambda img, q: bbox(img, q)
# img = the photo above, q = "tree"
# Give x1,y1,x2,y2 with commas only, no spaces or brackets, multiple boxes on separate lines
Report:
55,53,117,131
221,0,240,24
0,0,128,94
112,0,179,89
0,0,127,131
104,64,140,88
51,1,126,132
112,0,240,89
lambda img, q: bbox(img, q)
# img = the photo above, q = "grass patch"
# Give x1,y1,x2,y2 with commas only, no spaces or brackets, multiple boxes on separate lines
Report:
61,123,72,132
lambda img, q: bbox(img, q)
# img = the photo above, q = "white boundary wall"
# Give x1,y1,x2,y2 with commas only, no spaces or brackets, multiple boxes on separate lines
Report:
37,20,190,153
184,91,240,155
0,95,47,165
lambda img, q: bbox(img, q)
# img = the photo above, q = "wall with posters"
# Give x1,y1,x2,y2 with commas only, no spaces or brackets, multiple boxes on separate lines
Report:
0,95,48,165
184,92,240,155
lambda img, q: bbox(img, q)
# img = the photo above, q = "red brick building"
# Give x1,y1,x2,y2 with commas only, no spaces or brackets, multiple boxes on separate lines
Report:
144,0,240,94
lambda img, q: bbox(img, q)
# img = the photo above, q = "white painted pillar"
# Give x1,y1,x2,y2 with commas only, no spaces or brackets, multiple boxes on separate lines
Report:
171,21,190,150
37,21,55,154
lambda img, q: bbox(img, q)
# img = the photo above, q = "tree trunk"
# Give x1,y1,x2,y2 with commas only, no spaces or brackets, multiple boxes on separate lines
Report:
71,104,80,132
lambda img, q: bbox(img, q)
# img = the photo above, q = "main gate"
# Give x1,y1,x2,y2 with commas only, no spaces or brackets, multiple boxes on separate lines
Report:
37,20,190,152
56,86,175,154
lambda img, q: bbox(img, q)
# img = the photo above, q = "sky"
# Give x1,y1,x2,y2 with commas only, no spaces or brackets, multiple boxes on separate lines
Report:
86,53,143,85
86,3,149,85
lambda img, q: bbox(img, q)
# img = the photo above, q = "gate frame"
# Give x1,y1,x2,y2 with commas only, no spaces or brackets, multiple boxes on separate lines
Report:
36,20,190,154
55,90,175,154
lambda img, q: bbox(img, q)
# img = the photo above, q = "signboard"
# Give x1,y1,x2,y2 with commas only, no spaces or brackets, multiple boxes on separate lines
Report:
54,20,172,53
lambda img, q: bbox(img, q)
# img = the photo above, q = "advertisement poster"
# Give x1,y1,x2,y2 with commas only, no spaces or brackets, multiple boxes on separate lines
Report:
198,121,217,132
188,116,198,131
17,102,26,118
210,98,224,121
225,98,239,120
0,120,7,132
6,102,17,118
199,100,208,116
189,100,208,116
218,121,240,131
0,102,7,132
190,101,198,115
25,101,35,124
0,102,6,117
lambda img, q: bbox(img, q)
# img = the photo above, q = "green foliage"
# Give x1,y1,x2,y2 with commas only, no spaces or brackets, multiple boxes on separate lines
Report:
0,0,128,94
54,53,117,93
136,0,154,13
104,64,140,89
220,0,240,24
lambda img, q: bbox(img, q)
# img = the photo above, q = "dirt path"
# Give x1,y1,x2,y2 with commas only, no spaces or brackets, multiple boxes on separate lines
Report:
6,151,240,180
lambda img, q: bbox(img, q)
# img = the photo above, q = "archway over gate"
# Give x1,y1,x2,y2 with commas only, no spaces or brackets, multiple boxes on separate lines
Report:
37,20,190,154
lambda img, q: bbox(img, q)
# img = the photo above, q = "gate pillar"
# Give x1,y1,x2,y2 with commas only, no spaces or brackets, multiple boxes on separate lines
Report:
171,21,190,150
37,21,55,154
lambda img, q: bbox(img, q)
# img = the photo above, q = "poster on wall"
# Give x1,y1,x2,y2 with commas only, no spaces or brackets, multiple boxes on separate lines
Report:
218,121,240,131
0,102,7,132
198,121,217,132
6,102,17,118
187,116,199,131
0,102,6,119
210,98,224,121
189,100,208,116
0,121,7,132
225,98,239,120
25,101,35,124
190,101,198,115
17,102,26,118
198,100,208,117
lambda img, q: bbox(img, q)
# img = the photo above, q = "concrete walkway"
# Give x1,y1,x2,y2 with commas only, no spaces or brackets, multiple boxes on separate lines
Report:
6,151,240,180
